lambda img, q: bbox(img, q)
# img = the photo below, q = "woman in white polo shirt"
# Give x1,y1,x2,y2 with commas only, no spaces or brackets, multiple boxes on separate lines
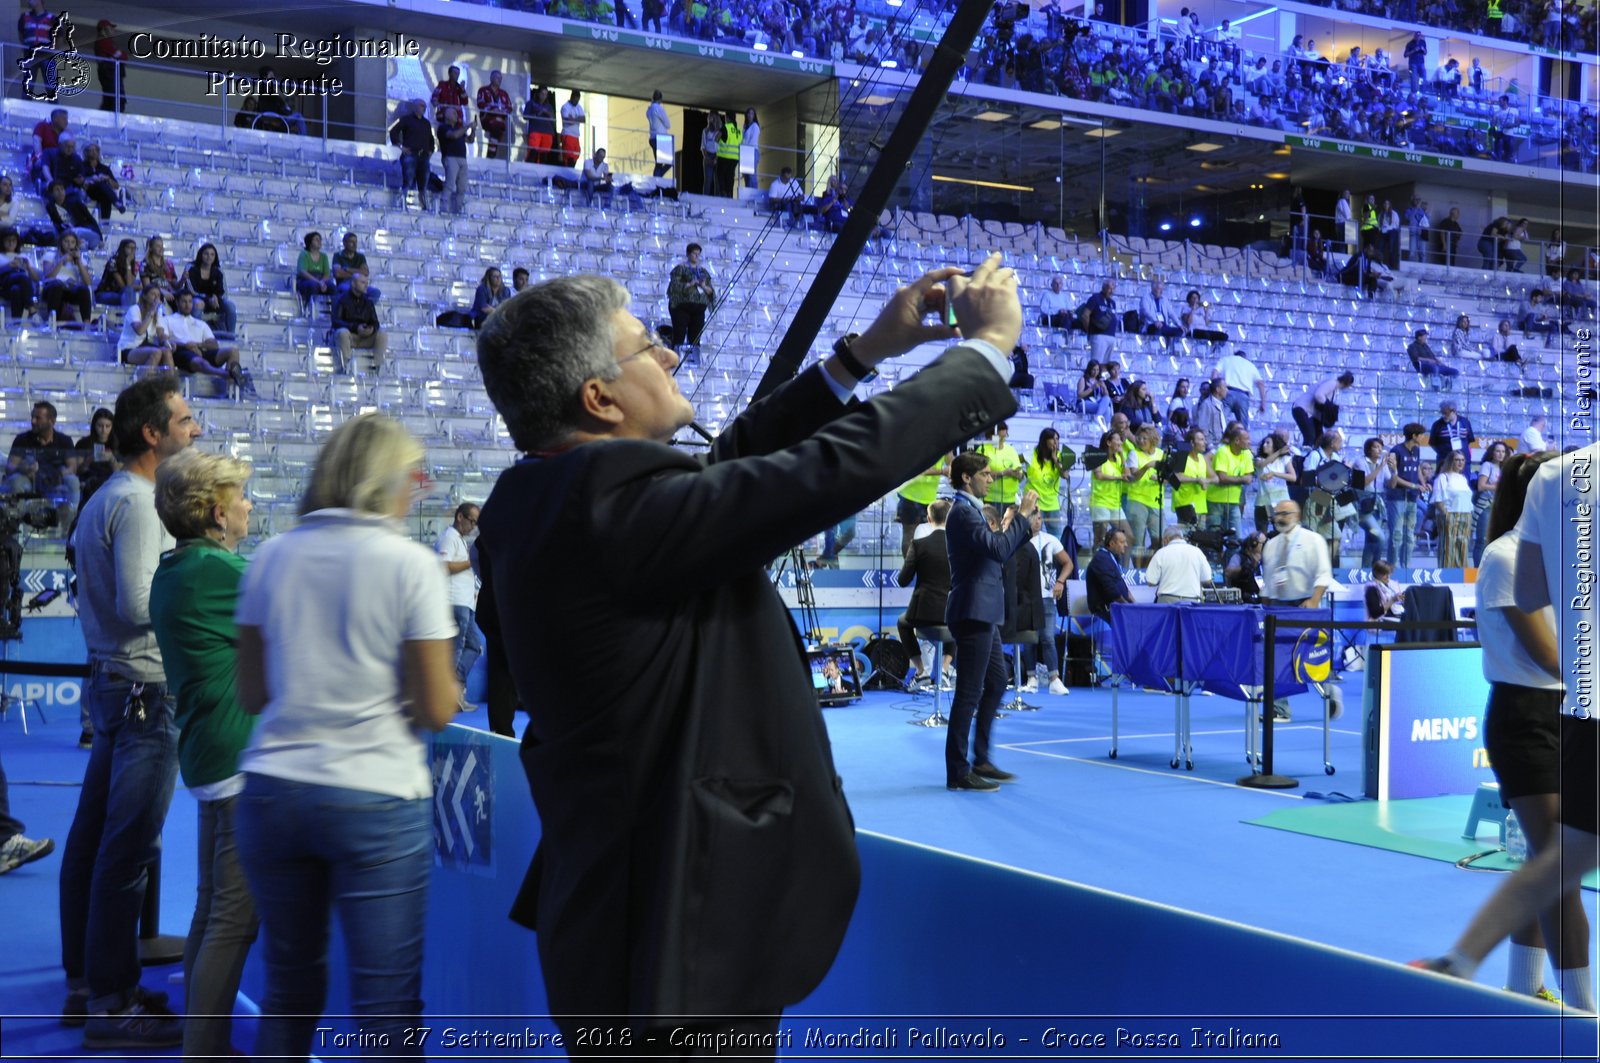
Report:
233,414,461,1058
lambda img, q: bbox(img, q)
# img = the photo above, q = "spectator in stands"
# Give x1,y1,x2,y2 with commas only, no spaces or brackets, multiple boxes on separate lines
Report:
1076,359,1112,421
1431,450,1474,568
243,68,306,135
1353,436,1389,567
1341,244,1396,298
435,502,482,711
1436,206,1463,266
1254,433,1296,534
73,407,115,507
1333,189,1354,253
1086,526,1133,622
43,179,101,251
1145,526,1213,603
28,108,67,190
742,108,761,189
666,242,714,350
145,449,259,1063
1562,268,1597,320
1089,428,1127,547
95,237,137,308
523,86,557,164
712,111,741,197
1289,371,1353,448
330,273,386,374
233,415,458,1062
1502,218,1531,272
0,227,39,321
0,175,16,231
1447,313,1479,360
1519,414,1548,453
294,231,337,311
581,148,615,206
560,90,586,167
1039,275,1073,328
1429,398,1476,471
77,144,123,220
1377,199,1401,268
1306,230,1331,278
1403,197,1431,263
93,19,127,113
1471,440,1507,565
1478,217,1508,270
1181,289,1226,343
1172,426,1213,528
139,235,178,307
117,285,176,369
1543,228,1567,275
1166,378,1191,423
1137,275,1183,339
1008,344,1033,391
1214,347,1265,428
436,105,474,216
1102,360,1127,406
40,228,93,326
1193,378,1229,446
1117,379,1161,430
4,400,72,498
471,267,511,330
766,166,805,226
430,65,470,122
511,267,529,293
646,89,672,177
1521,289,1563,345
476,70,513,160
1407,328,1460,382
163,291,247,391
182,243,237,337
1489,318,1524,366
818,174,852,232
389,100,435,211
1384,422,1430,567
1208,423,1254,536
700,115,720,195
331,232,380,304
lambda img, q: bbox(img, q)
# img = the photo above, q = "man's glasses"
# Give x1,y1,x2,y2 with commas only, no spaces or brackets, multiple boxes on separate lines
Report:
619,332,673,368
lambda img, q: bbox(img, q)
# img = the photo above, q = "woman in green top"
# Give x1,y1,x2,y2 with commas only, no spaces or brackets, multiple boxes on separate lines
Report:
147,448,257,1063
1171,426,1213,527
1122,425,1164,566
295,230,336,309
1025,428,1068,540
1090,428,1128,547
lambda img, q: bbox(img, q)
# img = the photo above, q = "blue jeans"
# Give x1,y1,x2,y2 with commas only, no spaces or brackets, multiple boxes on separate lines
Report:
398,154,428,201
1026,596,1061,677
821,515,856,560
236,774,432,1059
1470,495,1494,565
1206,502,1241,537
1359,503,1388,569
193,296,238,335
1124,499,1157,555
184,795,260,1061
452,605,482,686
1385,495,1417,568
58,665,179,1010
1223,388,1251,428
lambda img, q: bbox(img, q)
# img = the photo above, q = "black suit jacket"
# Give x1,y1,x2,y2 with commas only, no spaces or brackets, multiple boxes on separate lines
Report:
475,349,1014,1022
1002,538,1044,639
944,494,1030,626
897,527,950,625
1086,547,1131,621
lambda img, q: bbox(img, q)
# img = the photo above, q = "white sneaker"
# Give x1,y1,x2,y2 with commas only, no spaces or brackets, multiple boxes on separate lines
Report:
1048,678,1070,696
1020,680,1038,693
0,833,55,874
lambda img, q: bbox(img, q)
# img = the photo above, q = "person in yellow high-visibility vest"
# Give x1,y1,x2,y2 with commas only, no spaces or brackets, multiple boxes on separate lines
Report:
1207,424,1255,537
1171,426,1213,528
895,452,949,558
714,112,741,198
1024,428,1069,540
1090,427,1128,548
973,422,1023,507
1122,424,1165,566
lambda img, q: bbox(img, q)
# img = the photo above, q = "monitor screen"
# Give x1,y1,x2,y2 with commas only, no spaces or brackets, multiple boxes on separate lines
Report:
807,647,861,705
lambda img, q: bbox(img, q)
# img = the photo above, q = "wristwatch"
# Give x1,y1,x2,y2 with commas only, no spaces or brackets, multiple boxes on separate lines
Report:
832,333,877,383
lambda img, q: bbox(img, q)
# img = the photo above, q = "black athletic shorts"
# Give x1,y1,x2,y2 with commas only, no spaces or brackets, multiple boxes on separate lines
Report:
1560,714,1598,836
1483,683,1563,800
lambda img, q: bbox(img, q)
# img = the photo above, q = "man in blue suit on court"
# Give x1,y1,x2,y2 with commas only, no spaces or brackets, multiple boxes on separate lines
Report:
944,451,1038,791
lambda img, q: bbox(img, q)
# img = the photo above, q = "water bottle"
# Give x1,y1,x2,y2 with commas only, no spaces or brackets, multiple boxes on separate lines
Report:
1505,811,1527,863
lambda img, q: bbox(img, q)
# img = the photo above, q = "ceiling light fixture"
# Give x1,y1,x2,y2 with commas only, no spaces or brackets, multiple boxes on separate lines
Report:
1084,127,1121,138
932,174,1034,192
1187,142,1223,152
1028,119,1062,130
973,110,1012,122
859,94,897,106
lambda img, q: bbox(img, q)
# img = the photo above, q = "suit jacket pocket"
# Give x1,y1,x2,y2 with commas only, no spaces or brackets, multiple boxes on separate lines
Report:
692,776,794,826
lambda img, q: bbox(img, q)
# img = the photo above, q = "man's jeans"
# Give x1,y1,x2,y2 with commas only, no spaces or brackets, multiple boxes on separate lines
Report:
452,605,482,686
1359,504,1388,569
1206,502,1242,537
1223,388,1251,428
1025,597,1062,677
398,154,428,203
59,665,179,1011
237,774,432,1059
184,795,260,1061
1385,495,1417,568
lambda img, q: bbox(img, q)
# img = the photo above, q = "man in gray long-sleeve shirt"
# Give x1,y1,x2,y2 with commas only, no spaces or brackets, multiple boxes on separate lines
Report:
59,374,199,1048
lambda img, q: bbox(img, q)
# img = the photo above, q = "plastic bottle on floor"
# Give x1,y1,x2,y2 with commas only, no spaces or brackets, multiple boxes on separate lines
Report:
1505,811,1527,863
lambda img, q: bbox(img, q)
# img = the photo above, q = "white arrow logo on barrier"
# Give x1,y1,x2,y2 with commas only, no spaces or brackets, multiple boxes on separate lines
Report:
452,750,477,858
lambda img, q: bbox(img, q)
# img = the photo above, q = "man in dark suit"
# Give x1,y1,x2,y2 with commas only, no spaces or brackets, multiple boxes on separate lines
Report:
1086,526,1133,622
896,498,951,684
943,451,1039,792
472,254,1024,1047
